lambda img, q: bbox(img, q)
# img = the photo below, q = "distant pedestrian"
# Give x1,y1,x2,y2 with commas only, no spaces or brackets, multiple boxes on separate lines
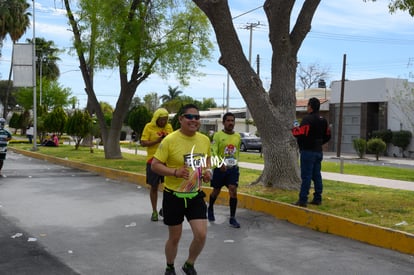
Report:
26,124,34,144
0,118,12,177
131,131,137,142
292,97,331,207
151,103,212,275
141,108,173,221
208,112,242,228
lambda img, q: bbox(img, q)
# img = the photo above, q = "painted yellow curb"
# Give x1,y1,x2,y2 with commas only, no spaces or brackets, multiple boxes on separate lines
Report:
10,147,414,256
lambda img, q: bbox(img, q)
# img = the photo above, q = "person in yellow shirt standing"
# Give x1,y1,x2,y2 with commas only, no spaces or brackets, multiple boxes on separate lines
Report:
141,108,173,221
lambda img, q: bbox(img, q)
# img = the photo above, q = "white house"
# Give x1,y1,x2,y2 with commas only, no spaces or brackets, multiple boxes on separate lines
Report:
330,78,414,156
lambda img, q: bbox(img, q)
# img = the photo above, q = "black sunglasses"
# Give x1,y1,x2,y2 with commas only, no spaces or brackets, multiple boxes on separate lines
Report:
182,114,201,120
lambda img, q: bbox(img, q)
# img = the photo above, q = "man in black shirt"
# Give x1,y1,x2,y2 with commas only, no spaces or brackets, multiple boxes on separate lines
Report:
292,97,331,207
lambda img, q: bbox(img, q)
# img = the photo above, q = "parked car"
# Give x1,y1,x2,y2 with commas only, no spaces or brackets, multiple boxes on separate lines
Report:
239,132,262,152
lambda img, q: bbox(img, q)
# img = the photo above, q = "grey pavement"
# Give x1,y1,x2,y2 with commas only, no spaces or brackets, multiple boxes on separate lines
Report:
1,150,414,274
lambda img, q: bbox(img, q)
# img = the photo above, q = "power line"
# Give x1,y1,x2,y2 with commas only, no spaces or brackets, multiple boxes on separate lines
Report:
232,5,263,20
309,31,414,45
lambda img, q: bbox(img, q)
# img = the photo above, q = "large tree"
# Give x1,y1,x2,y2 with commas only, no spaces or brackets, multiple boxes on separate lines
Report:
31,37,61,82
0,0,30,57
15,79,72,112
192,1,321,189
63,0,213,159
143,93,160,113
0,0,31,118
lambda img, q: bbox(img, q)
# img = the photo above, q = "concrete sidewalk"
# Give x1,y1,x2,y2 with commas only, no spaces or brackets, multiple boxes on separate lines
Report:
237,162,414,191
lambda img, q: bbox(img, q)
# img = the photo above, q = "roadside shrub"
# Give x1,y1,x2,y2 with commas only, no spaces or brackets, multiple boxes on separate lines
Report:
392,130,412,157
371,129,392,156
66,110,93,150
367,138,386,161
352,138,366,159
372,129,393,144
9,113,22,134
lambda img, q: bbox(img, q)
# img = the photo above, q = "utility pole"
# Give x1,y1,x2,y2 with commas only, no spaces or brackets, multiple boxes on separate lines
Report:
226,73,230,113
336,54,347,158
244,22,260,132
39,54,42,106
32,0,38,151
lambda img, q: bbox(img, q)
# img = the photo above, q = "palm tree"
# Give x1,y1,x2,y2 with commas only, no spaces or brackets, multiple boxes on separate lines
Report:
31,37,61,82
28,37,61,110
0,0,31,118
160,86,183,103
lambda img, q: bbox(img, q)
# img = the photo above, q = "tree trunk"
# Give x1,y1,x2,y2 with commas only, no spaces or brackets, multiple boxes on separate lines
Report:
193,0,321,189
63,0,146,160
104,128,122,159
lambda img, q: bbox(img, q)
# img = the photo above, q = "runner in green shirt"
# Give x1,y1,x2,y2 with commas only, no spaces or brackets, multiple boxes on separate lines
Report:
208,112,241,228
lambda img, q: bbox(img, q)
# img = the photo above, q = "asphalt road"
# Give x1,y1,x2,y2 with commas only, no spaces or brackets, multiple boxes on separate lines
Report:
1,151,413,275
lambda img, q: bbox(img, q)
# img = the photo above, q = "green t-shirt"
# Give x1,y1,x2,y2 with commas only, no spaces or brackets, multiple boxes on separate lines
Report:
211,130,241,168
154,130,211,192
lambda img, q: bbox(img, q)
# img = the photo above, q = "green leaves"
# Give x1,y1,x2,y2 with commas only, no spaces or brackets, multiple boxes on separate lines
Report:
78,0,213,85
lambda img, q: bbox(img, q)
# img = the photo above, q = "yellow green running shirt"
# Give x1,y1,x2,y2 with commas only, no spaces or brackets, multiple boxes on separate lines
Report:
211,130,241,168
154,130,211,192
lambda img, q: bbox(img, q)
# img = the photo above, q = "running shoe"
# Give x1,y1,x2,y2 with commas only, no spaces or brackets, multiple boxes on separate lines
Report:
164,267,176,275
229,217,240,228
151,211,158,222
207,207,215,222
309,200,322,205
182,264,197,275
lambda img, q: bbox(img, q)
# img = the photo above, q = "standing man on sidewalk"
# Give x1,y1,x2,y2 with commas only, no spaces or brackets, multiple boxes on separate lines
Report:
141,108,173,221
208,112,241,228
151,103,212,275
292,97,331,207
0,118,12,177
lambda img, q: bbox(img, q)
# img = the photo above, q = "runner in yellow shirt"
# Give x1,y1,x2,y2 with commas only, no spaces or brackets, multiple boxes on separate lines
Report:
141,108,173,221
152,104,212,275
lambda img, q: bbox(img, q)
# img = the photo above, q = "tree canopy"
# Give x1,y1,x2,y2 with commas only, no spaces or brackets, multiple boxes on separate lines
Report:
0,0,30,57
0,0,31,118
63,0,213,159
30,37,61,82
367,0,414,16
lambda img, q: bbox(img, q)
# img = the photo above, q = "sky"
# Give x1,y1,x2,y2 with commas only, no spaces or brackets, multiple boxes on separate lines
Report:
1,0,414,109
